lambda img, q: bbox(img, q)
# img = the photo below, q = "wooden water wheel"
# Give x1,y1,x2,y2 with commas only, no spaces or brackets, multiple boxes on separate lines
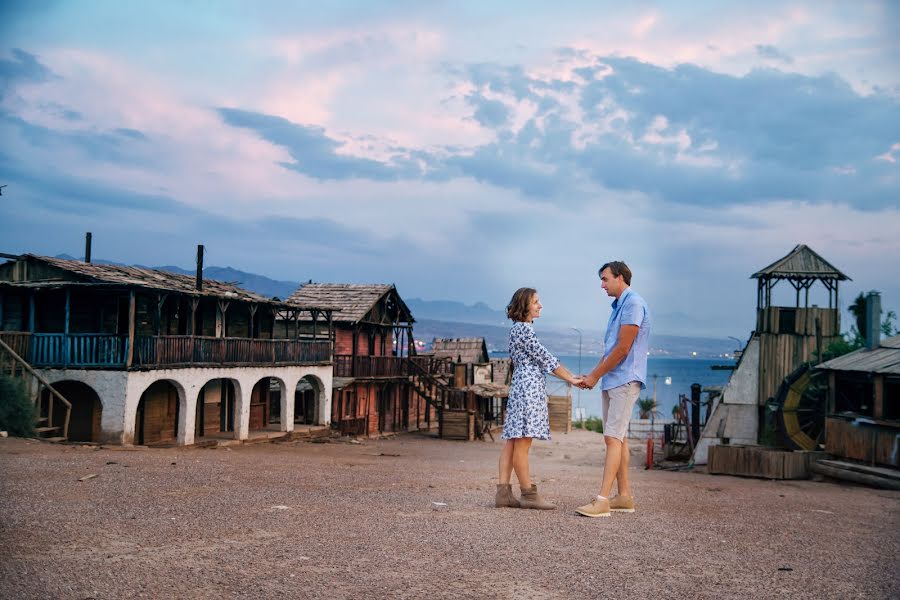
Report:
775,363,827,451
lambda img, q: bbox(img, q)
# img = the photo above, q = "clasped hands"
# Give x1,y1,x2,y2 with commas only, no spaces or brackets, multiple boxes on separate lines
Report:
570,374,599,390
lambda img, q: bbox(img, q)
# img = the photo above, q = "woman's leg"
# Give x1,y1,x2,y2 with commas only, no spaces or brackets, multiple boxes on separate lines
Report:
511,437,533,488
498,440,515,484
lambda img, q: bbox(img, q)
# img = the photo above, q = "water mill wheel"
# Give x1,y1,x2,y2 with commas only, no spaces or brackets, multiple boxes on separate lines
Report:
774,363,827,451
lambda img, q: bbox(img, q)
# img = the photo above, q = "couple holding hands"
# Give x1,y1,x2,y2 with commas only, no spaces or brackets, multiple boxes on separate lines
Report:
496,261,651,518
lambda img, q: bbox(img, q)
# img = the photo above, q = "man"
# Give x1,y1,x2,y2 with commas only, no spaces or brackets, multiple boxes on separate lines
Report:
575,261,650,518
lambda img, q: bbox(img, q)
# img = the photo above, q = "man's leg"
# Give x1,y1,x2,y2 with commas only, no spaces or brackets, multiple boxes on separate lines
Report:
599,435,622,498
616,436,631,497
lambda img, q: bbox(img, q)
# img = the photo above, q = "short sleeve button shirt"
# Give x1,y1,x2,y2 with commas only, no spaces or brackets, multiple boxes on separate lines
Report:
601,287,651,391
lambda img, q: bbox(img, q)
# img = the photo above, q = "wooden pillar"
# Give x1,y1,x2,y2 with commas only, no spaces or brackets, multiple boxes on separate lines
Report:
126,290,136,368
249,304,258,338
28,293,36,332
312,309,318,341
216,300,229,338
64,288,71,367
64,289,71,334
156,293,167,335
189,298,199,336
873,375,884,419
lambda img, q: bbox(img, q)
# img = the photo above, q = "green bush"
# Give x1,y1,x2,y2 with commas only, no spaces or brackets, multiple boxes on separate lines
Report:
573,416,603,434
0,375,36,437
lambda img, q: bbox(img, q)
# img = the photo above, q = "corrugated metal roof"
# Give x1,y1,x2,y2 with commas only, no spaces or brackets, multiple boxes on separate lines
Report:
817,335,900,374
287,283,412,324
751,244,850,280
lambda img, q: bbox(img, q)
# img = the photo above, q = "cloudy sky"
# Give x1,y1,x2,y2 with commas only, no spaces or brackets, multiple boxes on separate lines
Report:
1,1,898,339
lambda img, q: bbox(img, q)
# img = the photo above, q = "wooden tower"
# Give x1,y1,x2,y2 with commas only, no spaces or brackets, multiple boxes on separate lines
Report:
752,244,849,406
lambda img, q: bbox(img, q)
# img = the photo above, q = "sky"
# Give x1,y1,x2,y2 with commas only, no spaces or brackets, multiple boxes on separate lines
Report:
1,1,898,339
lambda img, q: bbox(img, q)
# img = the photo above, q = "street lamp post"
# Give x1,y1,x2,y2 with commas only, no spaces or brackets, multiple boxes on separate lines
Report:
571,327,582,422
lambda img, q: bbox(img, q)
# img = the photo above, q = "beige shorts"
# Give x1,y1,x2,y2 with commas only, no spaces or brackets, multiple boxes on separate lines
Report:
601,382,642,441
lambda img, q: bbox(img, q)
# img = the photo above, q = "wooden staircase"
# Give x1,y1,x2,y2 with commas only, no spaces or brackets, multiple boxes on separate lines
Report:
0,337,72,441
406,358,468,438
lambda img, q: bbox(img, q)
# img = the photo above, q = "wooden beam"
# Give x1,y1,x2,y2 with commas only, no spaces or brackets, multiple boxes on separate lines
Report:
873,375,884,420
126,290,136,368
28,293,35,332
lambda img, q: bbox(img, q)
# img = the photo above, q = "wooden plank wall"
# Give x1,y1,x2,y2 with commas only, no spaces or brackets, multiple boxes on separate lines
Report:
548,395,571,433
442,410,474,440
708,444,821,479
825,417,900,468
757,307,841,405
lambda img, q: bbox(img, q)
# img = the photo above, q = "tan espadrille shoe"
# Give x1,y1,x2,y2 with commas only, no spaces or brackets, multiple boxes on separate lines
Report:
610,495,635,513
575,495,611,518
519,484,556,510
495,483,521,508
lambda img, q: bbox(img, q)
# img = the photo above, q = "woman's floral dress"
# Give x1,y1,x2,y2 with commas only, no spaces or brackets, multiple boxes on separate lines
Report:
502,321,560,440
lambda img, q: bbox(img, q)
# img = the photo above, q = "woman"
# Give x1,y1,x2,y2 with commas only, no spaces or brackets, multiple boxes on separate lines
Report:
496,287,582,510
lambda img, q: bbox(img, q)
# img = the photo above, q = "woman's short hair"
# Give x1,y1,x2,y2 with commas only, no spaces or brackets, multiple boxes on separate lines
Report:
598,261,632,286
507,287,536,322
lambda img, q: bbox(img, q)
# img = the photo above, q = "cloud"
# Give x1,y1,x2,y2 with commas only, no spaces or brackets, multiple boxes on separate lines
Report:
0,49,54,96
755,44,794,64
217,107,405,181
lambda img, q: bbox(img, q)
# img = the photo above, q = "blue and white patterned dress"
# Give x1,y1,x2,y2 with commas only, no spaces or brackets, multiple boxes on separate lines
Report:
502,321,561,440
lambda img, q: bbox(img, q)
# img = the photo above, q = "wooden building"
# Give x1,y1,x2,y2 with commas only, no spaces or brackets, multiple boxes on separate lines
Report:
693,244,848,464
0,253,334,445
817,323,899,469
427,337,490,387
286,283,450,436
752,244,848,406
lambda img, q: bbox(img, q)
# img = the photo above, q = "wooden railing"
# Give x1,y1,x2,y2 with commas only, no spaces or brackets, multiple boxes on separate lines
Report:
136,336,331,367
333,355,406,378
0,336,72,440
0,332,331,368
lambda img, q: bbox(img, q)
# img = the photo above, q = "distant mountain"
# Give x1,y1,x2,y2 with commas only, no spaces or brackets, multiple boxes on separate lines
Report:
406,298,508,326
153,265,300,300
51,254,736,358
54,254,300,300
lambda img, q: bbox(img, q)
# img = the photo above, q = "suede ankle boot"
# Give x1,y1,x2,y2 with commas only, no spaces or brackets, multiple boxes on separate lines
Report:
495,483,520,508
519,483,556,510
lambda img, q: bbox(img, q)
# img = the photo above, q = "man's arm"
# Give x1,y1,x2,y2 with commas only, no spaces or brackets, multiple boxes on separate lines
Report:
582,324,639,388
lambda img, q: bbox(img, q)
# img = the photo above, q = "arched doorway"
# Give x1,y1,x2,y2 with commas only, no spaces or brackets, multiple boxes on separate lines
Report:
41,381,103,442
295,375,324,425
195,378,238,440
249,377,281,433
136,380,182,445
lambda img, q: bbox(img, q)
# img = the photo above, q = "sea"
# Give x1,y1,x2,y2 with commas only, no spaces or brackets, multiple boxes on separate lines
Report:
496,354,736,420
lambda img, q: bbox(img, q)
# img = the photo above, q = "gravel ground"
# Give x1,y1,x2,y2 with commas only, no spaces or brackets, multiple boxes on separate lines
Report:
1,429,898,600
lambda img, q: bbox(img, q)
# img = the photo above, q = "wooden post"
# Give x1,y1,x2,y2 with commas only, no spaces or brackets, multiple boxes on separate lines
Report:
190,298,199,336
249,304,257,338
29,293,35,332
873,375,884,419
126,290,136,368
64,288,71,368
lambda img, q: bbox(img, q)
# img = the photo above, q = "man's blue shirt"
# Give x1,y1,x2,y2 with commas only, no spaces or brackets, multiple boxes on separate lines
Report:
601,287,651,391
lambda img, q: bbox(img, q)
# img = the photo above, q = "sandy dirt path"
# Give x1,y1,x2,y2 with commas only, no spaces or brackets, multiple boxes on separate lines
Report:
2,430,898,599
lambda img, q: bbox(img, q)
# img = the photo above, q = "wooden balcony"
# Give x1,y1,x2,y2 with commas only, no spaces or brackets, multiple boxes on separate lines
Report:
332,354,454,379
333,355,406,378
0,332,331,369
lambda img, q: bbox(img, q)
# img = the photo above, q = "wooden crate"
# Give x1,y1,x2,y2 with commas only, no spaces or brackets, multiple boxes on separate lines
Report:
708,444,826,479
442,410,474,441
548,395,572,434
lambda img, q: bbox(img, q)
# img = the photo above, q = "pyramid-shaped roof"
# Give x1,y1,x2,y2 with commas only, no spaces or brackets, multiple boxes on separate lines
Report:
751,244,850,281
287,283,413,324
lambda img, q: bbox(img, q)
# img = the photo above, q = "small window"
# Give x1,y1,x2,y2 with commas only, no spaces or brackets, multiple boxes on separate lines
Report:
779,309,796,334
